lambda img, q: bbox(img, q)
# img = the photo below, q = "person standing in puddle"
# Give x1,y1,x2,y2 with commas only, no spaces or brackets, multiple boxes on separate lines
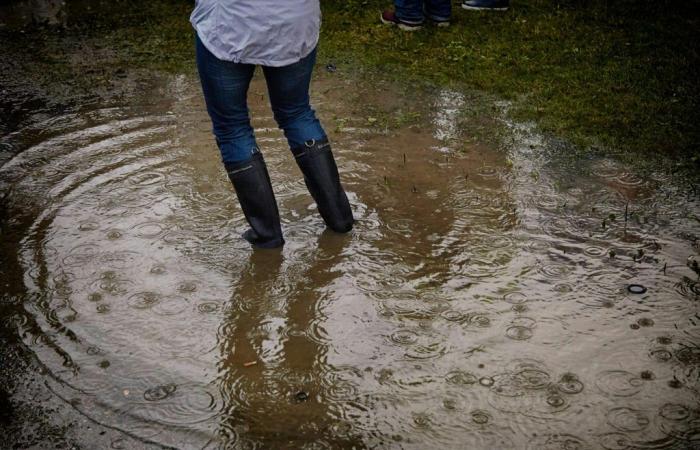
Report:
191,1,354,249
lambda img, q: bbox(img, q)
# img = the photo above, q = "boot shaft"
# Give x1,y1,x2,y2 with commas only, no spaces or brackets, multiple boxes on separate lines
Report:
292,139,354,233
226,151,285,248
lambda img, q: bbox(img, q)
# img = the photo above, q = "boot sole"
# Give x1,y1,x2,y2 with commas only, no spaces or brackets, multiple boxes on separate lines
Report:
243,229,285,248
380,13,423,31
461,5,508,10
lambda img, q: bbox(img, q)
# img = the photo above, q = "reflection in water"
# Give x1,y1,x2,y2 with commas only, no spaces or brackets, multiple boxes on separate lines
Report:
218,233,362,448
0,71,699,448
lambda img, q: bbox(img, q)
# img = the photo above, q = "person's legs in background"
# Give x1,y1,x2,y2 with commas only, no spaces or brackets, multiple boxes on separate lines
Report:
196,36,284,248
382,0,451,30
381,0,424,30
262,49,354,233
462,0,509,11
393,0,425,26
425,0,452,26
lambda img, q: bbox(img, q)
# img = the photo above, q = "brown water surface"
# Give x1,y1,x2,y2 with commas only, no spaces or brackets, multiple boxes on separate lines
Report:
1,70,699,449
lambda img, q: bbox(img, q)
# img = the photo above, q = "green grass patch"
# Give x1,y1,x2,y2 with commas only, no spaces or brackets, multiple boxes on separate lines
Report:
321,0,700,166
2,0,698,173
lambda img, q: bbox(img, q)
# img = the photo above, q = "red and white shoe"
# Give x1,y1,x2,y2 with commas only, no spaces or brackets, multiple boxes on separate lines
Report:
380,9,424,31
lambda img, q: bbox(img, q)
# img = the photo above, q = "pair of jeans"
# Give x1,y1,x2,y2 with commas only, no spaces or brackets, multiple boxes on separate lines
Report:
395,0,451,23
195,35,327,165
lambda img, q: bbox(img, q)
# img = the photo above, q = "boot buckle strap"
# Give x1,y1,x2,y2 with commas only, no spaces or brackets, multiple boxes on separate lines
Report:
228,164,252,175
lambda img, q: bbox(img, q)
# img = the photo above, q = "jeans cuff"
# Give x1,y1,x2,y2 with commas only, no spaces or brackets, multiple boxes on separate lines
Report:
394,9,424,24
217,139,259,166
427,13,450,21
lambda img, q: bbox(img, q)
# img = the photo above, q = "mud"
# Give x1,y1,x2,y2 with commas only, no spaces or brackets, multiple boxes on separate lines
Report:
1,3,700,449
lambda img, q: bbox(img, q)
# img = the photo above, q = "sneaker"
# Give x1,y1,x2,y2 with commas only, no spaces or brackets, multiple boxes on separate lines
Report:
429,17,450,27
380,9,423,31
462,0,509,11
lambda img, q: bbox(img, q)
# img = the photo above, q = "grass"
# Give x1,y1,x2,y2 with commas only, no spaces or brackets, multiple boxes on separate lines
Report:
2,0,699,173
322,0,700,165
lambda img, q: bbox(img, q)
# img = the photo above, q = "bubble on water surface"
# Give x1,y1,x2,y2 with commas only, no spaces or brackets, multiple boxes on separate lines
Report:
584,246,607,257
389,329,419,345
513,367,551,390
462,259,501,279
127,291,160,309
446,370,478,386
527,433,590,450
504,291,528,305
106,229,123,240
615,172,645,187
596,370,644,397
144,383,177,401
197,301,220,314
659,403,690,421
598,433,631,450
439,308,466,323
539,264,571,278
129,171,165,186
511,317,537,328
132,221,166,238
553,283,575,293
506,326,533,340
476,166,499,178
412,412,432,428
637,317,654,327
62,243,101,267
606,407,650,432
404,342,447,360
78,221,100,231
470,409,491,425
467,313,491,328
546,394,566,407
479,377,495,387
639,370,654,380
533,193,562,210
149,263,167,275
177,281,198,293
557,373,584,395
152,295,189,316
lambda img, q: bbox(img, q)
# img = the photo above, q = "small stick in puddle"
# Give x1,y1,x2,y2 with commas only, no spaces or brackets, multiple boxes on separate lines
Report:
243,361,257,367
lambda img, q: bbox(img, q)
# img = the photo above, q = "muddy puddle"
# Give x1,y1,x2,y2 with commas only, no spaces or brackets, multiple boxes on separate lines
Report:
1,67,699,449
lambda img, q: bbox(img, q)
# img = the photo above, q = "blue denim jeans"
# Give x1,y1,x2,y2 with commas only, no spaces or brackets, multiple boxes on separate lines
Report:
195,36,327,165
395,0,451,23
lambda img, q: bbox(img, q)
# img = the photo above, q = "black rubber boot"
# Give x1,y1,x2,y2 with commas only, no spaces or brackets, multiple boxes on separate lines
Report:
225,151,284,249
291,138,354,233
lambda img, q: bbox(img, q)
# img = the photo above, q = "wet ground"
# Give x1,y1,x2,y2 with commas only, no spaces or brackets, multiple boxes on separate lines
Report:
1,67,699,449
1,6,700,448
